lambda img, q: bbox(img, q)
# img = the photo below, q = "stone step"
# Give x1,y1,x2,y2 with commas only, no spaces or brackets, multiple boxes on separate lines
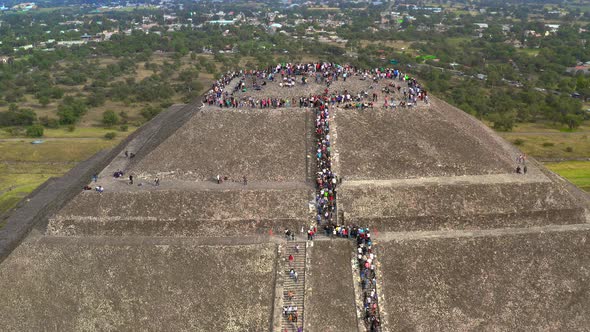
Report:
277,242,307,332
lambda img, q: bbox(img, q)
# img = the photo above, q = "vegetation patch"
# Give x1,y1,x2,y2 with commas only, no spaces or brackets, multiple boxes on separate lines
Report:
545,161,590,191
500,133,590,159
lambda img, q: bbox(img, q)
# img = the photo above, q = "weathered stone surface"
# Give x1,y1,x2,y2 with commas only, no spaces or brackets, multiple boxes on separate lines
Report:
132,107,312,182
378,230,590,331
340,181,585,231
305,240,358,332
334,99,514,179
0,238,277,331
49,188,312,236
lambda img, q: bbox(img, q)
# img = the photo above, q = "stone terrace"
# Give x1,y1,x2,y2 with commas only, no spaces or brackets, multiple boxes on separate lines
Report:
49,187,312,237
0,236,277,331
333,98,514,180
377,228,590,331
339,178,585,232
132,107,313,182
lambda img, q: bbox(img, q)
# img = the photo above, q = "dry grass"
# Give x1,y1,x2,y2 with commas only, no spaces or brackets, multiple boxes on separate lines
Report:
501,133,590,159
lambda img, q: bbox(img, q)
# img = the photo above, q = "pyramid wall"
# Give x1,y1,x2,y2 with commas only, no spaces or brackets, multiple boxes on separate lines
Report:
378,228,590,331
0,237,277,331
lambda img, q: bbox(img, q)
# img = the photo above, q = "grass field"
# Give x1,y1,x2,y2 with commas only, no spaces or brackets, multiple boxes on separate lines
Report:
545,161,590,192
0,162,74,218
0,137,122,215
499,132,590,159
493,121,590,192
496,120,590,160
0,139,121,163
517,48,541,57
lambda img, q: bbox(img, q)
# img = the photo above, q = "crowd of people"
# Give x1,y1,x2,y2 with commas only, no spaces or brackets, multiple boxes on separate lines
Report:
356,228,381,331
311,96,381,331
314,100,338,227
202,70,241,106
283,241,303,332
202,62,430,111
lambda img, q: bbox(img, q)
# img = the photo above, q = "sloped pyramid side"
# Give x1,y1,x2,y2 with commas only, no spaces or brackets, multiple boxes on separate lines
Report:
131,107,313,182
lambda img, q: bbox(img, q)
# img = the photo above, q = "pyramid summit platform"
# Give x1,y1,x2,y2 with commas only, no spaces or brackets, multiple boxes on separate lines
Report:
0,64,589,331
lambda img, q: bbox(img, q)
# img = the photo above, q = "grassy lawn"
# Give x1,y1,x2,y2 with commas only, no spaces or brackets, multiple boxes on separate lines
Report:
0,162,74,216
360,40,419,52
545,161,590,192
0,139,121,163
43,126,137,138
495,120,590,159
0,174,57,214
510,121,590,133
0,137,120,216
446,37,471,47
517,48,541,57
501,133,590,159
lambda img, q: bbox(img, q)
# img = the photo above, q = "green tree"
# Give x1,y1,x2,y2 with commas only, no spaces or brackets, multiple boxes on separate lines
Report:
564,113,583,130
38,95,50,107
102,110,119,127
140,106,162,121
104,132,116,140
57,97,88,125
488,111,516,131
26,124,44,137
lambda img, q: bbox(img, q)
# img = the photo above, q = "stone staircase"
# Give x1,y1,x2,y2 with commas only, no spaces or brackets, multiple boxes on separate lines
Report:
280,241,307,332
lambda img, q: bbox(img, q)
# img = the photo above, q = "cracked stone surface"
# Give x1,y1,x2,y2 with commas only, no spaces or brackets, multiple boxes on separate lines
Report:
0,237,277,331
378,230,590,332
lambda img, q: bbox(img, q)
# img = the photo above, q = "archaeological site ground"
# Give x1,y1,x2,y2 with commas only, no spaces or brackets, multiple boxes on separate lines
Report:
0,68,589,332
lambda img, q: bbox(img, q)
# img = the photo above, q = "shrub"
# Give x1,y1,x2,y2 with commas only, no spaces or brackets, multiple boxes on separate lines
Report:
104,132,116,140
140,106,162,121
26,124,44,137
102,110,119,127
39,116,59,129
6,127,25,136
0,107,37,126
67,124,76,132
565,146,573,152
542,142,554,147
119,124,128,132
57,97,88,125
160,101,173,109
513,138,525,146
119,111,129,124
